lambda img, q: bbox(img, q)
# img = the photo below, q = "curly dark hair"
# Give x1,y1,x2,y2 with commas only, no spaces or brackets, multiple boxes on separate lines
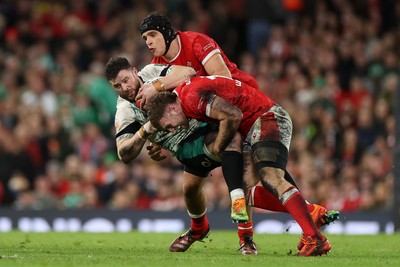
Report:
104,57,131,81
147,91,178,129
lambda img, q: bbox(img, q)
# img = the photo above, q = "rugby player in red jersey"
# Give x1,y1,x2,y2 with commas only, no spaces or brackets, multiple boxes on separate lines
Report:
147,75,333,256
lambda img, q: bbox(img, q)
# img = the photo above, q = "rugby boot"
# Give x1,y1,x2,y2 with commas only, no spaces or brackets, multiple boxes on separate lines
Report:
169,225,211,252
231,197,249,223
298,207,340,250
296,235,331,256
310,205,340,228
238,234,258,255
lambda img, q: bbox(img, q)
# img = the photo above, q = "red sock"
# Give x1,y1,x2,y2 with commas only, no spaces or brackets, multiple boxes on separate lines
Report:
307,203,315,213
248,186,287,212
281,186,323,239
237,221,253,241
248,186,315,213
190,213,209,233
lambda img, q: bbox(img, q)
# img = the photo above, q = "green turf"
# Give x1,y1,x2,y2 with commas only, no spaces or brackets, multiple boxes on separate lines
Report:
0,231,399,267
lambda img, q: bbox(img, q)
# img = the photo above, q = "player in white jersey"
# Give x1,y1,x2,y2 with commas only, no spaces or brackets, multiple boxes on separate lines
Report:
105,57,249,253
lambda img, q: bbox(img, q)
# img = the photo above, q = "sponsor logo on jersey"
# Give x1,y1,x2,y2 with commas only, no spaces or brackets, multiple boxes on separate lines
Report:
203,43,214,51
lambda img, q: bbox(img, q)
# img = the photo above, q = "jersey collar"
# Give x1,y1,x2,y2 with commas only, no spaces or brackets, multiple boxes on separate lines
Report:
167,34,181,62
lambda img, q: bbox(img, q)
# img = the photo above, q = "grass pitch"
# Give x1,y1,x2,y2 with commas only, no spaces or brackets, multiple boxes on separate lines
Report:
0,231,399,267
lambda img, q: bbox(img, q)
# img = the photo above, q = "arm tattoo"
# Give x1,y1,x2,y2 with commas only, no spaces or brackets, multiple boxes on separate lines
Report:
211,98,241,152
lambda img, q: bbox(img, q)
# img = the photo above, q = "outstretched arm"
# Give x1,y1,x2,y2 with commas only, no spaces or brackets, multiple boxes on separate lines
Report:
156,65,197,89
136,65,196,109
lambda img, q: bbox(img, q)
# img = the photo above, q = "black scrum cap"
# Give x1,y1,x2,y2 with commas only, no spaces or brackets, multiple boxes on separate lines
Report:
140,13,176,55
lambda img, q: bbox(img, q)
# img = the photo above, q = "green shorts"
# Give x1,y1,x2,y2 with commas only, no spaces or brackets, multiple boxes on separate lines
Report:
176,123,221,177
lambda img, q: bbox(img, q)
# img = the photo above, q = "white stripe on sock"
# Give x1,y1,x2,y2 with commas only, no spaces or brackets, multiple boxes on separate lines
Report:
187,208,207,219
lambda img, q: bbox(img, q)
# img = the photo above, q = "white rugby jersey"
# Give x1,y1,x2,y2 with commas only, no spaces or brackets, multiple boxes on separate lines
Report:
114,64,201,155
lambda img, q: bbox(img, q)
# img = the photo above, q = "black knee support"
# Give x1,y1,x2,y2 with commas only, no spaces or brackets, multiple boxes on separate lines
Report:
252,141,288,171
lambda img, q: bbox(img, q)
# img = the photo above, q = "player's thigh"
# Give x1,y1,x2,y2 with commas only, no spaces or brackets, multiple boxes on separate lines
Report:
246,104,292,151
182,171,207,192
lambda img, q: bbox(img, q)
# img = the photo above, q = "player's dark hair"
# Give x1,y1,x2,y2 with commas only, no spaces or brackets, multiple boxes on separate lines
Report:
147,91,178,129
104,57,131,81
140,12,176,56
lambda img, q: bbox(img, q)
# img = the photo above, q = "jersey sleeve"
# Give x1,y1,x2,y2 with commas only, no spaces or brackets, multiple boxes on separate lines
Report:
139,64,172,83
114,97,140,140
115,97,134,133
192,35,221,66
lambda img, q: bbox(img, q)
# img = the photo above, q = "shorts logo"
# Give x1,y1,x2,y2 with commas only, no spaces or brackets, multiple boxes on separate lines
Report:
201,158,212,168
252,131,260,142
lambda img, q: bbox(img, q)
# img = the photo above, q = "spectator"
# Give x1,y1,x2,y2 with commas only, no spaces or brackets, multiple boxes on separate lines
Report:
0,0,396,214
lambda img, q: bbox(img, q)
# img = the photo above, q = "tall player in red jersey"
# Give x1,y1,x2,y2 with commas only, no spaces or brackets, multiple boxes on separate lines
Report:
137,12,258,108
137,11,257,255
147,76,333,256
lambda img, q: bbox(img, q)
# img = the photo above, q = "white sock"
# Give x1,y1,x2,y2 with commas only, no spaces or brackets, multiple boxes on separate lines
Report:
230,188,245,202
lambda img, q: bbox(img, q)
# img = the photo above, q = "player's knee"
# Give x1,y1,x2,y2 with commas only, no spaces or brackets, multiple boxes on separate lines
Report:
252,141,288,168
255,161,286,199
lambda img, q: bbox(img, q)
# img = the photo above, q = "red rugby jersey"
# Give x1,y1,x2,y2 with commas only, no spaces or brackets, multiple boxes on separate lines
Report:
152,31,258,89
174,76,274,136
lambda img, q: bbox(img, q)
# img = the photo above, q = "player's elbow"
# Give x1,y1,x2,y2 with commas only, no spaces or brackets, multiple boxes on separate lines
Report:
229,108,243,127
233,108,243,120
119,155,132,164
118,152,131,164
212,68,231,78
117,147,136,164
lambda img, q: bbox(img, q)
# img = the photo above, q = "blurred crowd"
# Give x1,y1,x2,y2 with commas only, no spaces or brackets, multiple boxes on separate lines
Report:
0,0,398,213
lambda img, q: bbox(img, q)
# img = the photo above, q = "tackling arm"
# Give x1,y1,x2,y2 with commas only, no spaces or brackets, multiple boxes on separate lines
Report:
156,65,197,90
136,65,197,109
116,134,146,163
207,96,242,154
116,121,157,163
203,53,232,78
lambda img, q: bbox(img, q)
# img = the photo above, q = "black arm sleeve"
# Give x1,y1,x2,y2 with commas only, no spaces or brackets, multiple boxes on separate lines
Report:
115,121,142,139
